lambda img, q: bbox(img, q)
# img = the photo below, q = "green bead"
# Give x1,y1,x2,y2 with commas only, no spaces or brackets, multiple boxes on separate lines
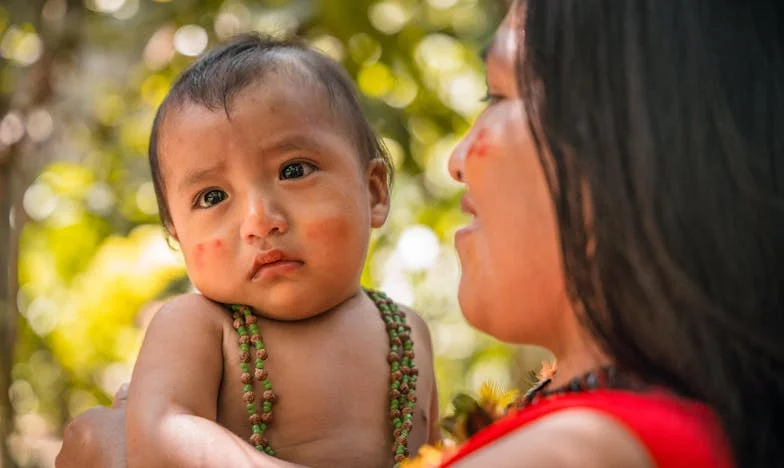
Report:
256,359,264,368
404,341,413,350
391,362,400,371
252,424,262,434
238,326,247,335
396,446,405,454
392,381,400,389
265,447,275,456
401,430,409,438
394,421,402,428
263,402,272,411
255,341,264,349
264,380,273,390
240,343,249,352
241,363,250,372
391,346,400,354
407,401,416,409
249,324,260,333
255,445,264,451
243,384,252,392
259,423,267,432
391,331,398,338
391,401,399,409
246,403,256,413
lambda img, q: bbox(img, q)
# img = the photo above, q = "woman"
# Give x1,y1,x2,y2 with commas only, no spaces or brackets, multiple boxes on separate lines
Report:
57,0,783,466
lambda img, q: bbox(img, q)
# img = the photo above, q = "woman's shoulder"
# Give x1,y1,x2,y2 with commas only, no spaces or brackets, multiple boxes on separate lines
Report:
442,390,731,468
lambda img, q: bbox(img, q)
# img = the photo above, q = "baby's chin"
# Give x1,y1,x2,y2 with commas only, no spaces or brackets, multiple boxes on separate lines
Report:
211,282,358,322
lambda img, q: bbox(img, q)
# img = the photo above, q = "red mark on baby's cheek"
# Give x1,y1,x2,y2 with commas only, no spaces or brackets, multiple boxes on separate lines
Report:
192,239,224,268
467,129,490,159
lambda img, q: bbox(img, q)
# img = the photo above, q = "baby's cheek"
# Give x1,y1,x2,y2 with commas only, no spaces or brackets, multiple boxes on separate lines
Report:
188,238,226,270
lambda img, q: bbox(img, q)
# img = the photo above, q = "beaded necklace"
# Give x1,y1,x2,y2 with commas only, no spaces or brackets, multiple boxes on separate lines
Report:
229,289,418,466
513,365,649,411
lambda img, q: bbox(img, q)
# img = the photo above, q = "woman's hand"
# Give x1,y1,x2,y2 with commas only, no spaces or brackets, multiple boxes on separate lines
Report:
55,383,130,468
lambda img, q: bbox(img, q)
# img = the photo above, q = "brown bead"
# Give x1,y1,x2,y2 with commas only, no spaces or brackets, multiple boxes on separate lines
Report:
239,352,250,362
250,334,261,343
404,350,415,359
261,412,273,423
403,448,409,457
240,373,252,384
391,337,402,347
394,454,405,463
387,353,400,363
410,367,419,376
243,391,255,403
399,383,409,393
390,409,401,420
245,315,257,324
393,428,401,438
233,319,242,329
249,413,262,424
402,407,414,416
255,369,267,381
385,322,398,331
239,335,250,345
232,312,241,320
402,421,413,431
391,371,403,381
396,436,407,446
390,389,401,399
407,392,417,402
250,433,264,446
256,349,268,360
262,390,277,402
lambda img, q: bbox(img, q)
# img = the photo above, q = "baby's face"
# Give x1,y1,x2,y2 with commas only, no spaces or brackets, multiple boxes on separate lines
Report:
157,76,389,319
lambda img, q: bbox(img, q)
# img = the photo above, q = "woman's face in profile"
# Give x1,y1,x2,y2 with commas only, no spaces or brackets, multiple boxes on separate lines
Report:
448,5,569,344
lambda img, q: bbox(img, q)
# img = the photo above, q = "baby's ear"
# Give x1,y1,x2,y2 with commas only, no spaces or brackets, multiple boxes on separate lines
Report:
366,159,390,228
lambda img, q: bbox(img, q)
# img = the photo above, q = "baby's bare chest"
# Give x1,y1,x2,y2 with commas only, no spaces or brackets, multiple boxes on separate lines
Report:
213,309,431,467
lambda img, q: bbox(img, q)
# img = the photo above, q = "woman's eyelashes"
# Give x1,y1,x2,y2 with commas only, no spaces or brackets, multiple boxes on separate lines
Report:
195,188,228,209
279,160,317,180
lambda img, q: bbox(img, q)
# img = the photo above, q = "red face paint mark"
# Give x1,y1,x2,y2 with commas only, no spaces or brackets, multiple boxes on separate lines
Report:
212,239,223,249
467,129,490,159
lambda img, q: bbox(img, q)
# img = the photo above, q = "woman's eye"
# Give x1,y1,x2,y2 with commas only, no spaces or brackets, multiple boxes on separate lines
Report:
197,189,228,208
480,92,503,105
280,161,316,180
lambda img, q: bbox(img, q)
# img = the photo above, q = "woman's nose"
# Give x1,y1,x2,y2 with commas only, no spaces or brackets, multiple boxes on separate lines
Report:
448,132,471,183
239,196,289,243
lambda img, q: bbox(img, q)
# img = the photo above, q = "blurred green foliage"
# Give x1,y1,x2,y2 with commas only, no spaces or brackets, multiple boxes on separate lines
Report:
0,0,551,466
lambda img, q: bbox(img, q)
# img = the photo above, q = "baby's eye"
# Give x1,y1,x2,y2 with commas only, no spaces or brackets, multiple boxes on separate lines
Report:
196,189,228,208
280,161,316,180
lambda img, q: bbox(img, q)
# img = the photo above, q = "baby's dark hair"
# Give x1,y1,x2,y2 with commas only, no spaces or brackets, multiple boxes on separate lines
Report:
148,33,392,230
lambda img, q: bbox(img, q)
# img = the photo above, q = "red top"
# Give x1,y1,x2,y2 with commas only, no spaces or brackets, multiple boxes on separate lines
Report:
440,389,732,468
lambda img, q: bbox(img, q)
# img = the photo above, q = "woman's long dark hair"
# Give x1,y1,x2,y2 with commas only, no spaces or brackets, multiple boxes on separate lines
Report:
518,0,784,465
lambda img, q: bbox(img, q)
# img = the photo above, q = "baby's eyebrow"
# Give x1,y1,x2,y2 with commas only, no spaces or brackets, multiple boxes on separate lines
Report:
261,134,321,155
178,161,226,194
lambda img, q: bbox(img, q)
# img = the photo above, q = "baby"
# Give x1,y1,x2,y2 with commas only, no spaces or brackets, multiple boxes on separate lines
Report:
126,34,439,468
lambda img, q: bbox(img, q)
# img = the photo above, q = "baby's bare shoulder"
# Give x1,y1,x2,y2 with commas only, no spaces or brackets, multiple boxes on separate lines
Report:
398,305,433,351
153,293,231,333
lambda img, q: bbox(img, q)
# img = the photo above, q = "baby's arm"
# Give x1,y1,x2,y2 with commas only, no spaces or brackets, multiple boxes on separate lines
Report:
126,294,303,468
